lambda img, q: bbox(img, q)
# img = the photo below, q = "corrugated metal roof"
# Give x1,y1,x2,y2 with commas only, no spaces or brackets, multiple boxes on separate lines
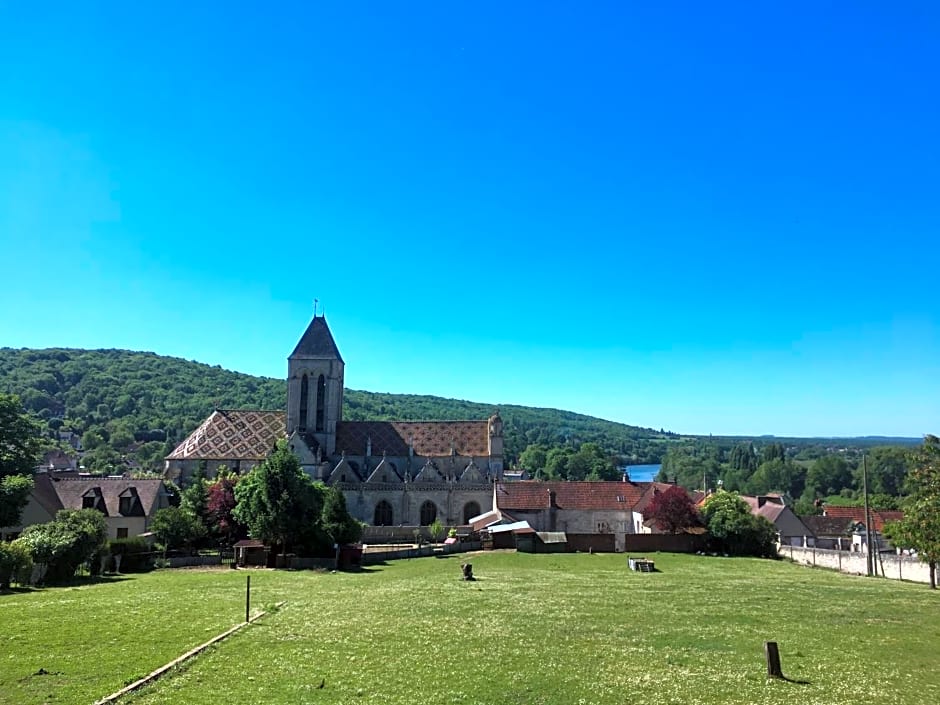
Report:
536,532,568,544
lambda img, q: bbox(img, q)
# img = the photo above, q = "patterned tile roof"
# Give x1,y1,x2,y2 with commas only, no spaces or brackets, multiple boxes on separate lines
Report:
291,316,343,361
496,481,648,512
335,421,489,457
166,410,286,460
822,506,904,532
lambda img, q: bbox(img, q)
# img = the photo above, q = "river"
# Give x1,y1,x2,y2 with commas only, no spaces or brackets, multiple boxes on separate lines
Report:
624,464,662,482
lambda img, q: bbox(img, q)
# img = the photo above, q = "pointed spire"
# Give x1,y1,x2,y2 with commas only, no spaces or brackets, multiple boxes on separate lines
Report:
290,315,343,361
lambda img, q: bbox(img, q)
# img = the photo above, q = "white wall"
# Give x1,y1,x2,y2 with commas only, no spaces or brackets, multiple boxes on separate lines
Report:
782,545,933,584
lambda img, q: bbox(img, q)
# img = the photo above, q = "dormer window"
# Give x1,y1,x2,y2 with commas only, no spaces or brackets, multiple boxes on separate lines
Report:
82,487,106,514
119,487,143,516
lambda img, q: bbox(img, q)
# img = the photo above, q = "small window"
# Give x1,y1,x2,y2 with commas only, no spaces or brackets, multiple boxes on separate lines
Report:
116,528,129,539
382,475,387,482
340,474,346,483
83,496,97,509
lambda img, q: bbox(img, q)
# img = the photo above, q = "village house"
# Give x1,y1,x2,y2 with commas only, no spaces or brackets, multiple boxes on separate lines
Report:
802,505,903,551
0,474,171,541
739,494,814,547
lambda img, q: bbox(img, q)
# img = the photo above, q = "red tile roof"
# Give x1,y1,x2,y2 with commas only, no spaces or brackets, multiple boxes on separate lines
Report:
335,421,489,457
496,481,648,512
822,506,904,532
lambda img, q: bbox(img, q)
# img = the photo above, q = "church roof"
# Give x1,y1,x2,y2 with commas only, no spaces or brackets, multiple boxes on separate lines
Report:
335,420,489,457
291,315,343,361
166,410,286,460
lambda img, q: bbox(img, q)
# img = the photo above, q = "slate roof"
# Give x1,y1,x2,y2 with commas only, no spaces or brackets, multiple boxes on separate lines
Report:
291,316,343,361
741,495,788,523
50,477,166,517
822,506,904,532
496,481,647,512
32,473,65,516
166,410,286,461
335,421,489,457
801,515,854,537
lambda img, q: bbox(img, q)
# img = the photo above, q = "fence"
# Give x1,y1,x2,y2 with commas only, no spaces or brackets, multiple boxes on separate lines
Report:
781,545,933,584
361,541,482,564
622,533,706,554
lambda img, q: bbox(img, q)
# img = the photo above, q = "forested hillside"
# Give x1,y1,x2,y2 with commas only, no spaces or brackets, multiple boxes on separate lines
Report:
0,348,671,473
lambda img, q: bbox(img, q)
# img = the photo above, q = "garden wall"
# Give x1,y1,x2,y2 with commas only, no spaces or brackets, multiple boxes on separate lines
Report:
621,534,706,554
782,545,932,584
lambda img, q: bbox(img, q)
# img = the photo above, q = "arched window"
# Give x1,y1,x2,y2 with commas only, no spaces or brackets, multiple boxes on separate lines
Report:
315,374,326,432
298,375,309,431
374,500,393,526
462,501,481,525
419,500,437,526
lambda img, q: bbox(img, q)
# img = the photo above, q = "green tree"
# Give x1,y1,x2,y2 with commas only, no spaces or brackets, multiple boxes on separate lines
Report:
701,491,777,557
883,435,940,589
0,393,40,478
518,444,548,476
233,441,324,556
861,446,909,497
320,485,362,546
180,464,210,536
806,455,853,497
0,474,34,527
150,506,206,553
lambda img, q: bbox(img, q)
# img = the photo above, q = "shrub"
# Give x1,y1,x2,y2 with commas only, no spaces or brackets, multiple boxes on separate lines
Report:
108,537,153,573
19,509,108,584
0,540,33,588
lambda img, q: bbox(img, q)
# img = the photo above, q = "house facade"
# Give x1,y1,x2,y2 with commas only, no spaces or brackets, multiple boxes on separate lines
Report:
1,474,171,540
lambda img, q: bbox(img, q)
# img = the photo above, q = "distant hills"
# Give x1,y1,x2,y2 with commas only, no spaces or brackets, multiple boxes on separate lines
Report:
0,348,674,471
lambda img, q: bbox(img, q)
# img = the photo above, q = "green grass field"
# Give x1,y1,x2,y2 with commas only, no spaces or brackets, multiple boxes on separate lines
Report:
1,553,938,705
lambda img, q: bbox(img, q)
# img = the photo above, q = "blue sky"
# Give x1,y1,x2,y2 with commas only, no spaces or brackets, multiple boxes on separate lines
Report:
1,2,938,437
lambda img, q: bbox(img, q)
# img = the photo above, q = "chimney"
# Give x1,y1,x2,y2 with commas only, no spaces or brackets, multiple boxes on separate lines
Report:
547,488,557,531
547,488,557,508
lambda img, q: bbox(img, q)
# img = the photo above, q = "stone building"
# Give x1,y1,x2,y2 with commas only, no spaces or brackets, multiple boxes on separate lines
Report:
165,315,503,527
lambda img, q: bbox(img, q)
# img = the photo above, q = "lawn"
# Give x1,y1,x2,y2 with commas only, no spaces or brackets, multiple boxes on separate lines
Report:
1,553,938,705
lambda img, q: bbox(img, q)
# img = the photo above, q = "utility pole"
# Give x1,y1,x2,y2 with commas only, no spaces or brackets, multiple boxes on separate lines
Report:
862,454,874,577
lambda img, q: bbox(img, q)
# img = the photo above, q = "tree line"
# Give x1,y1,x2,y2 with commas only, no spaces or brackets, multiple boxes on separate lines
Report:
0,347,668,473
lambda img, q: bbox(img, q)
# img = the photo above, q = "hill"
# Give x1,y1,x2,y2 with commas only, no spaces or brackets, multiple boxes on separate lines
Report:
0,348,671,473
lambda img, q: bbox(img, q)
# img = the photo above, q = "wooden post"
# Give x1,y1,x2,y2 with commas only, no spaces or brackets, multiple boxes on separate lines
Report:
765,641,783,679
245,575,251,623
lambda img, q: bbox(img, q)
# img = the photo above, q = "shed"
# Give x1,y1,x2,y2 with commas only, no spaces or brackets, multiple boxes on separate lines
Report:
234,539,270,567
518,531,568,553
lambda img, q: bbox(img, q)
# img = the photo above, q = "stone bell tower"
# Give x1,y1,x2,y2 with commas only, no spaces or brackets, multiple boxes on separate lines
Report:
286,315,344,456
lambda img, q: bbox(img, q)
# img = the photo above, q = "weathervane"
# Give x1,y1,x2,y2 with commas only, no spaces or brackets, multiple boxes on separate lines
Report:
313,298,319,317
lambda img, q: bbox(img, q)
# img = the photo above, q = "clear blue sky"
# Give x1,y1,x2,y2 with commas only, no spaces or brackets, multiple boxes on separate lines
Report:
1,2,938,437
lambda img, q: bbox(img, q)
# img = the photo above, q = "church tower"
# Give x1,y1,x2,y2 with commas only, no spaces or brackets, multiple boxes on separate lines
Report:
286,315,344,456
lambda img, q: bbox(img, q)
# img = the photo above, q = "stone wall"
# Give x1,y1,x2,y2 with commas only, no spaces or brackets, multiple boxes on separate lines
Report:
781,545,933,584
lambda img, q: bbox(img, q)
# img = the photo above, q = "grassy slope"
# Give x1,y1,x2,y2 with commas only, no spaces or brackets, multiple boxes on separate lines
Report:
2,554,938,705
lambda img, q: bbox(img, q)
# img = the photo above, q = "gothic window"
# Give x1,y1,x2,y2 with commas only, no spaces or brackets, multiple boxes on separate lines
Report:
419,501,437,526
299,375,309,431
462,501,481,525
374,500,393,526
315,374,326,432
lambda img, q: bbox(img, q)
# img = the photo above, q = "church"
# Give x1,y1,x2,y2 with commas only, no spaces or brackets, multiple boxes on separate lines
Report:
165,315,502,527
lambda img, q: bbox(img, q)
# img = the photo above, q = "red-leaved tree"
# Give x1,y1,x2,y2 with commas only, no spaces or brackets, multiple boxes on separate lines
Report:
206,476,247,546
645,485,702,534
